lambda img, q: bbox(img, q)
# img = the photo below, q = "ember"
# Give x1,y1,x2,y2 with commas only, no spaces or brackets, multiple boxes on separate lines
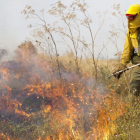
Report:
0,47,126,140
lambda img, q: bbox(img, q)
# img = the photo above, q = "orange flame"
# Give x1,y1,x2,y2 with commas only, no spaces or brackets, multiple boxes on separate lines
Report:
0,48,127,140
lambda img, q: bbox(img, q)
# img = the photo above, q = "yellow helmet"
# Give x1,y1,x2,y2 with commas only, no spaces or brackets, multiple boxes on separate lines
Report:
126,4,140,15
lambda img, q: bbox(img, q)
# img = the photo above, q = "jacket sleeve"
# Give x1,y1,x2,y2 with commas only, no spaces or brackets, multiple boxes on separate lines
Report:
121,30,133,66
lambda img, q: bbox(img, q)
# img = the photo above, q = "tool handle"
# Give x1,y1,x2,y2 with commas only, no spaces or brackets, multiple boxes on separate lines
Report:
108,63,140,79
108,68,129,79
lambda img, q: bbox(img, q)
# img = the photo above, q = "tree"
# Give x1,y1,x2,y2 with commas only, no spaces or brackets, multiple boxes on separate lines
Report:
22,0,108,81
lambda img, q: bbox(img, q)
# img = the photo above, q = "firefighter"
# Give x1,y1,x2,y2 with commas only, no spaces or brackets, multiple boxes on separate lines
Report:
113,4,140,96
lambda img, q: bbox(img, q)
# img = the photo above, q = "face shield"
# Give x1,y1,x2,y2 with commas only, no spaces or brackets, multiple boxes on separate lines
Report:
127,13,140,35
126,14,137,21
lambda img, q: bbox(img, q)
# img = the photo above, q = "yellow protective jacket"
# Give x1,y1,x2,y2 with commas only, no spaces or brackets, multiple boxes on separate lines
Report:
121,29,138,66
121,13,140,66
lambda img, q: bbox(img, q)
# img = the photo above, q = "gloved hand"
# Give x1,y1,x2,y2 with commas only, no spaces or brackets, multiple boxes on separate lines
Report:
113,64,127,79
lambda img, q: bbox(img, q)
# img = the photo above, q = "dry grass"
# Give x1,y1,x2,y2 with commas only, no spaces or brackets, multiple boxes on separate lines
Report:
59,54,140,140
1,46,140,139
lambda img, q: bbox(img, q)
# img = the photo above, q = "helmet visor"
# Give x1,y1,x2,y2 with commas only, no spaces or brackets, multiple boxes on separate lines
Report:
126,14,137,21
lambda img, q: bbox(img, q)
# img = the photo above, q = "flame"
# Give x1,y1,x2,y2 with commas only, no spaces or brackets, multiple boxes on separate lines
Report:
0,48,127,140
0,133,11,140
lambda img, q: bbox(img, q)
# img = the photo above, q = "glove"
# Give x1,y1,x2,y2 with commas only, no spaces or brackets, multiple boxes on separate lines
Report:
113,64,127,79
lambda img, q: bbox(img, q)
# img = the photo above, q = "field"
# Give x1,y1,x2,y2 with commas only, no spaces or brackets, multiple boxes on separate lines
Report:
0,43,140,140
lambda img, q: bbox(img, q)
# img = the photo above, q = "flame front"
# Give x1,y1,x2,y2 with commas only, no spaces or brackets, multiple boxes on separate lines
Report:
0,48,126,140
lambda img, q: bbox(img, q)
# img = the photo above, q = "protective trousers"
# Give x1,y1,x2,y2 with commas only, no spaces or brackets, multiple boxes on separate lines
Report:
130,28,140,96
130,66,140,96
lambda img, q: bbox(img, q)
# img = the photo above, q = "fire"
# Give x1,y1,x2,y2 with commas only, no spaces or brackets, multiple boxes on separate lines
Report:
0,133,11,140
0,47,126,140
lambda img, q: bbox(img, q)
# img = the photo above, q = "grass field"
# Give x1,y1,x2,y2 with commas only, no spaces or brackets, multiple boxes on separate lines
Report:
0,44,140,140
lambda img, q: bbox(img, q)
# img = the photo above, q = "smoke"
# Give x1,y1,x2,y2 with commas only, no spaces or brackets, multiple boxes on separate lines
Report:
0,45,125,139
0,49,7,60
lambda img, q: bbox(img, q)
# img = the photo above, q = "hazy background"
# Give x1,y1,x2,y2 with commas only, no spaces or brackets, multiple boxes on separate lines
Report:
0,0,140,58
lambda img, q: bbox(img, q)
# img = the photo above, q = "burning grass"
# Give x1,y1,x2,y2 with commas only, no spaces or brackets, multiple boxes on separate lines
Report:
0,47,127,140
